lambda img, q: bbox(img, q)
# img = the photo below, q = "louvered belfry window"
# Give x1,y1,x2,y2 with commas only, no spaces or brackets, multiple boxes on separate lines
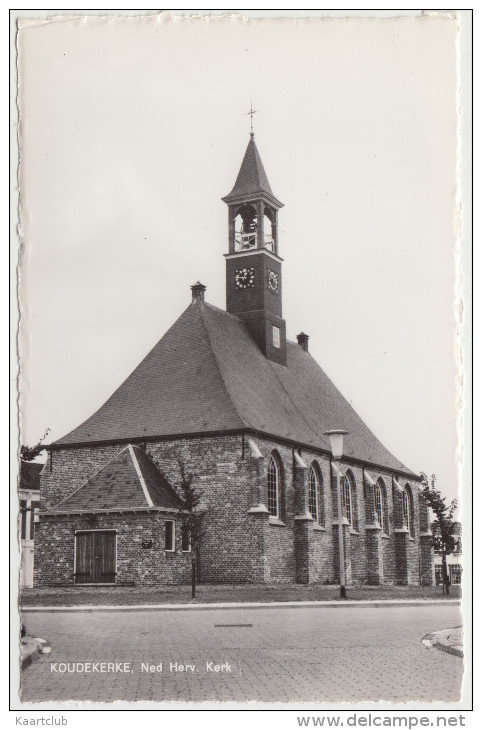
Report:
267,455,280,518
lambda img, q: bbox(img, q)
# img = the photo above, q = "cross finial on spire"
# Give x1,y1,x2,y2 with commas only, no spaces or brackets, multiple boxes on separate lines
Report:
246,101,258,136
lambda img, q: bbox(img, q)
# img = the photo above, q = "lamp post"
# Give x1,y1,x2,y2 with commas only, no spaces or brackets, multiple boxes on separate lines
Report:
324,429,349,599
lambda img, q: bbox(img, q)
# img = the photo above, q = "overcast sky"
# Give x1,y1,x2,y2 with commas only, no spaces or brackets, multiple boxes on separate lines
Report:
17,12,461,502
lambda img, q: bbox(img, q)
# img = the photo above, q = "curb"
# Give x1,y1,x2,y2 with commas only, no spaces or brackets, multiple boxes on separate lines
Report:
21,637,51,669
432,639,463,658
422,627,463,658
20,644,39,670
20,598,461,613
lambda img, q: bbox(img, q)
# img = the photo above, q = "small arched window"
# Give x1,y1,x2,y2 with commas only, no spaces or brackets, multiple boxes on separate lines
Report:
403,485,415,537
267,454,280,518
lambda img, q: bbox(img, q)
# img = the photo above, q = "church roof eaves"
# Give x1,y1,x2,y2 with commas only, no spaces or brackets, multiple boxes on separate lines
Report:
52,301,417,478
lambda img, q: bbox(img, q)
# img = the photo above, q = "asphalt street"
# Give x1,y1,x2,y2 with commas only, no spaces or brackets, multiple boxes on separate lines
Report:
20,603,463,704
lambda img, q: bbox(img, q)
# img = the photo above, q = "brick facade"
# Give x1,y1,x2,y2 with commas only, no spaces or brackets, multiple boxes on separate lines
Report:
34,511,192,586
35,433,432,587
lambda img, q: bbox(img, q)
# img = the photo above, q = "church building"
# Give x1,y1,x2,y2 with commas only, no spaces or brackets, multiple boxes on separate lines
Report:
34,132,433,588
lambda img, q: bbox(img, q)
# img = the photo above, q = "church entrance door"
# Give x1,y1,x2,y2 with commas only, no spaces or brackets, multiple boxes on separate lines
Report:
75,530,116,584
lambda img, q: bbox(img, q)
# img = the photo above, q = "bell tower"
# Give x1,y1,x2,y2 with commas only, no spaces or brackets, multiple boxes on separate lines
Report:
222,133,287,366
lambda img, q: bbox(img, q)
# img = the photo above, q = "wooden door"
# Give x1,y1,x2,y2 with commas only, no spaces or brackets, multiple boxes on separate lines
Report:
75,531,116,584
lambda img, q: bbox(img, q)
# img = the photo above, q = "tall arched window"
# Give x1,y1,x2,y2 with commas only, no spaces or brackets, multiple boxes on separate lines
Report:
375,478,388,534
341,472,352,525
308,465,318,521
267,454,280,518
310,462,325,526
342,470,358,530
403,485,415,537
374,481,383,529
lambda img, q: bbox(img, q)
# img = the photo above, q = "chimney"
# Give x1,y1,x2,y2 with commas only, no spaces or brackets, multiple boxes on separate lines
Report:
191,281,206,303
297,332,309,352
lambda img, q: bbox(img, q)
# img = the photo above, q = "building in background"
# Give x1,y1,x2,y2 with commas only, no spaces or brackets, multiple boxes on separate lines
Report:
18,461,42,587
433,521,462,585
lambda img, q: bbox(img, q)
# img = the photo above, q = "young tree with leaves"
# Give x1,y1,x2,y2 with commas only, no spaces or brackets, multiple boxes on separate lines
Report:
178,463,205,599
421,473,458,595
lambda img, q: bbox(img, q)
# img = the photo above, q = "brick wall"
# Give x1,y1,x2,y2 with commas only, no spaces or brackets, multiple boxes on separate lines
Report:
38,434,427,586
34,511,191,586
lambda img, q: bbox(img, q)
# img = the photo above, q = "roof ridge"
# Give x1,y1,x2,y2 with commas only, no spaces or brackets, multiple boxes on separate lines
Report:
51,444,131,508
131,447,184,508
197,304,252,431
128,444,154,507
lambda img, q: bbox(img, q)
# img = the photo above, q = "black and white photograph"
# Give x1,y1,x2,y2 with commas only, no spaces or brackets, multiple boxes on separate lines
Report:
12,8,472,717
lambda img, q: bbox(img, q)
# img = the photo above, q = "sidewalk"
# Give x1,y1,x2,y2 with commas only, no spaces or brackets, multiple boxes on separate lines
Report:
21,597,462,613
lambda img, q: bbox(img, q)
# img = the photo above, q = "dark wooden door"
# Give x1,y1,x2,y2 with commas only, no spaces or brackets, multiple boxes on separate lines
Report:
75,531,116,584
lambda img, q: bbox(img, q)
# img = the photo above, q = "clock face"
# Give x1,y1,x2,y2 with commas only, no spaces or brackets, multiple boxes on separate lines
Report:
234,267,255,289
267,270,279,293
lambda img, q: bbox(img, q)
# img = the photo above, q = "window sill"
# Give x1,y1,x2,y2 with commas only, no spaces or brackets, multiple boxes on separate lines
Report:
164,549,176,553
350,529,360,536
381,533,390,539
269,517,286,527
313,524,325,532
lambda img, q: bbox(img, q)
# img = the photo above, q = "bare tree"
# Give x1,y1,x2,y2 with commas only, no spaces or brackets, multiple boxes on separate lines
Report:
178,463,205,599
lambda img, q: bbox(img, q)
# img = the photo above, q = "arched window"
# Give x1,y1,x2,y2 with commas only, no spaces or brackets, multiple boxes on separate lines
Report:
234,204,257,251
403,485,415,537
374,481,383,529
375,478,388,534
342,470,358,530
308,464,318,522
308,462,324,526
267,454,280,518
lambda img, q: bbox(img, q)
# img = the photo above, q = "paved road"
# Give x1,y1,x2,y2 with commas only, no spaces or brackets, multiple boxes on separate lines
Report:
20,604,463,704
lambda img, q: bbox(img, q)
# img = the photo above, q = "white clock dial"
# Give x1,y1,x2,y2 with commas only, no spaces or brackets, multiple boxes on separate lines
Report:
235,267,255,289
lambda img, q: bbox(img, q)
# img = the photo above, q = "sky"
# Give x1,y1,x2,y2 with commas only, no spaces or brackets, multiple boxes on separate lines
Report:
16,12,462,504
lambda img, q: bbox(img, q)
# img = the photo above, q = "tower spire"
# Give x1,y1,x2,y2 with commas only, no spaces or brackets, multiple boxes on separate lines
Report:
222,132,287,366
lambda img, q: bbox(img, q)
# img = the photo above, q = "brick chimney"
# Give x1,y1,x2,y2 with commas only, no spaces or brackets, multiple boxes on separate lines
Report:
191,281,206,303
297,332,309,352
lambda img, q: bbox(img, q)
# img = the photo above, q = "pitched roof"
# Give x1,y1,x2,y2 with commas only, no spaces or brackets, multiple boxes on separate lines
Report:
222,134,283,208
55,300,414,476
47,445,183,513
